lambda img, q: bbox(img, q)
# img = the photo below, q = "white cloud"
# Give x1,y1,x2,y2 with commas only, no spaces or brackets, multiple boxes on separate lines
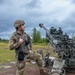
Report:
0,0,75,39
38,0,74,22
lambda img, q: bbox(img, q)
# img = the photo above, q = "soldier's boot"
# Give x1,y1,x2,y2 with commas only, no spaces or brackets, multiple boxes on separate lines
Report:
40,69,49,75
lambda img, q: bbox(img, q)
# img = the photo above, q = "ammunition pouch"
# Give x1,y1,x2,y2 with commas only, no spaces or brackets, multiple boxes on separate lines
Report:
24,38,30,46
18,50,25,61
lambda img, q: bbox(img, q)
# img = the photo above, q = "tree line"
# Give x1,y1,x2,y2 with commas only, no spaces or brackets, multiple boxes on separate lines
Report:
0,27,48,43
32,27,48,43
0,38,8,43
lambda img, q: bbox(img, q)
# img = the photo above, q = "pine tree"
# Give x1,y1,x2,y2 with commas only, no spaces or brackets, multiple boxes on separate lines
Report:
32,27,41,43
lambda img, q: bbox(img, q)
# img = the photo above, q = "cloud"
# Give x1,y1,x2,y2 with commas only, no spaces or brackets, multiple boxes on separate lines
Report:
0,0,75,39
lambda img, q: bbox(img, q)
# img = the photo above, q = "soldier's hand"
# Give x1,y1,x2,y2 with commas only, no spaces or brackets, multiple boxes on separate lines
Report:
29,50,33,54
19,37,24,43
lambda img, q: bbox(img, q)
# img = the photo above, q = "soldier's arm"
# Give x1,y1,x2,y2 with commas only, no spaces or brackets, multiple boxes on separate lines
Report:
27,34,32,50
8,35,21,50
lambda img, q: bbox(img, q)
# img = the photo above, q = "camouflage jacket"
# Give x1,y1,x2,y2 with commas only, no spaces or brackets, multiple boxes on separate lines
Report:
9,31,32,54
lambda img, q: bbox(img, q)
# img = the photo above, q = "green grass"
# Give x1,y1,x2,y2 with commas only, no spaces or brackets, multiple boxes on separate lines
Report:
0,43,15,64
0,42,57,64
32,43,57,57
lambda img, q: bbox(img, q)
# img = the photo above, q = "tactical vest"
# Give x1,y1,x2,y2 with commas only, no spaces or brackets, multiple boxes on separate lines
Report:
13,32,30,54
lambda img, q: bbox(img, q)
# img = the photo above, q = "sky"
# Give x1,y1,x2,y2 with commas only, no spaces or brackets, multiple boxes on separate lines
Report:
0,0,75,39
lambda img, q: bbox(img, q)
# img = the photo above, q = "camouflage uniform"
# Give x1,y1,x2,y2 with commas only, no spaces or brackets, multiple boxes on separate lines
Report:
8,20,43,75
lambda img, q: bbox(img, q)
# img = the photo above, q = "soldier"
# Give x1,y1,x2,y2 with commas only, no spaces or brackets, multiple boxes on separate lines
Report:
8,20,49,75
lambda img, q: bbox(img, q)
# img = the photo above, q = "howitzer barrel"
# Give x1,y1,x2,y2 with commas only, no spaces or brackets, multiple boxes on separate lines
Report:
39,23,66,55
39,23,54,45
39,23,52,39
39,23,58,49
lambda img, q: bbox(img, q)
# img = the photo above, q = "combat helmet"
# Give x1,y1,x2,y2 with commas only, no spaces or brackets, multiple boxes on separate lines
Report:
14,20,25,28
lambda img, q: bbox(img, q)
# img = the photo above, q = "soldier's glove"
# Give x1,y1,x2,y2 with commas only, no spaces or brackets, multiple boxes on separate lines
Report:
24,38,30,45
29,50,33,53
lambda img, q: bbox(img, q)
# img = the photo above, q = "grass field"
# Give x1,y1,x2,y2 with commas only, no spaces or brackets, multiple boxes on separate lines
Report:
0,42,57,64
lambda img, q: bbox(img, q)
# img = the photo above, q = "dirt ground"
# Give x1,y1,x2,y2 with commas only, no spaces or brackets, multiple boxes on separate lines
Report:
0,62,40,75
0,61,75,75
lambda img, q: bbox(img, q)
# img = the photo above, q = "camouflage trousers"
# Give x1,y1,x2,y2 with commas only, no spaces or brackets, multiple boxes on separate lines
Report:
15,51,42,75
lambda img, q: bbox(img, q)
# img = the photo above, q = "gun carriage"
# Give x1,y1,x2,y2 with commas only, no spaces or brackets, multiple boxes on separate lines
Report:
39,24,75,75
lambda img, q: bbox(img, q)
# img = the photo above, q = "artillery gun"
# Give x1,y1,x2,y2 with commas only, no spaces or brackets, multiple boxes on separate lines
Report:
39,23,75,75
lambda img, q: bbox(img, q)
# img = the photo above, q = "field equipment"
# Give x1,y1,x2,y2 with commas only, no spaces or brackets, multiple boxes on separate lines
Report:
39,23,75,75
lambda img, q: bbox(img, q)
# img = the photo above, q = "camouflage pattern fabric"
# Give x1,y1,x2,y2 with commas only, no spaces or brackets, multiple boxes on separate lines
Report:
14,20,25,28
9,31,42,75
15,51,42,75
9,32,32,53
